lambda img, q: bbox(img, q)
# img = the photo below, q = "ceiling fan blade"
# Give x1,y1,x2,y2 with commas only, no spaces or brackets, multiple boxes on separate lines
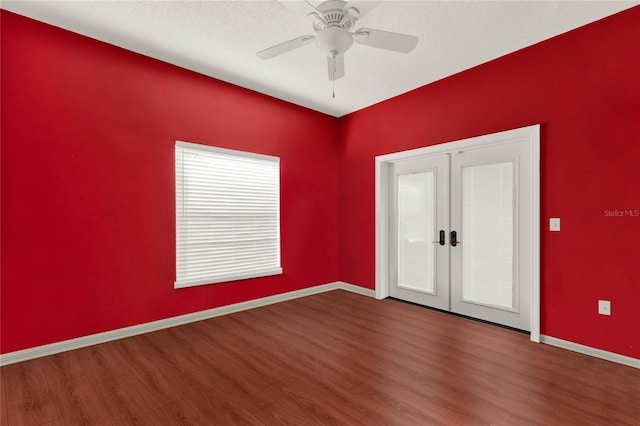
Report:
354,27,418,53
256,35,315,59
344,1,380,19
327,54,345,81
304,0,321,13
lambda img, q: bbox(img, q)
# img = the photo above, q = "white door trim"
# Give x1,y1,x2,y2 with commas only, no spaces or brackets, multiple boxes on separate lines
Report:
375,125,541,342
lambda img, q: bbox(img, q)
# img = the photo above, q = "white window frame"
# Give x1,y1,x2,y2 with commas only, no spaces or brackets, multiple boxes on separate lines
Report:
175,141,282,288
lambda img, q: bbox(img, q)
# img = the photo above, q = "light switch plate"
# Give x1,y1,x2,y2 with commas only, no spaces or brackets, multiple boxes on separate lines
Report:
550,218,561,231
598,300,611,315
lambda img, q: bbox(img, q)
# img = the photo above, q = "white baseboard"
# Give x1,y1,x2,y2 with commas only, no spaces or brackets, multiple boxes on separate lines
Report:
0,281,375,366
540,335,639,369
336,281,376,298
5,285,636,369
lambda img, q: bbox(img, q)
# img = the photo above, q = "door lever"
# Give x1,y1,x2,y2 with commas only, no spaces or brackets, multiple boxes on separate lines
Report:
432,230,446,246
450,230,461,247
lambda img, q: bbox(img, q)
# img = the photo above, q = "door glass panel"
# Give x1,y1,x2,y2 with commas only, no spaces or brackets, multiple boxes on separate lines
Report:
461,162,514,310
397,171,436,293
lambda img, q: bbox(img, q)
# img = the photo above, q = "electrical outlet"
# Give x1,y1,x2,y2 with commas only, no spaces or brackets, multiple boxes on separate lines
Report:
550,218,561,231
598,300,611,316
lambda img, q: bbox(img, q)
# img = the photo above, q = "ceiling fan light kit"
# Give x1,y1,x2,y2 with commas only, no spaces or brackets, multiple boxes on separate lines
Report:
315,26,354,58
256,0,419,82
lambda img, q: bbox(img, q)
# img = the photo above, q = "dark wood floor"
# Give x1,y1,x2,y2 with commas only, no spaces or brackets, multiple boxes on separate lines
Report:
1,290,639,425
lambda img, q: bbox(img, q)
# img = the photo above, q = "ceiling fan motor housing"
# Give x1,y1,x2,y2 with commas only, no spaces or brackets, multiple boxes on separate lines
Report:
312,0,356,31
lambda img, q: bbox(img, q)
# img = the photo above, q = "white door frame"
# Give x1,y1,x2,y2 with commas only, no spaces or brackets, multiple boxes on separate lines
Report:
375,125,541,342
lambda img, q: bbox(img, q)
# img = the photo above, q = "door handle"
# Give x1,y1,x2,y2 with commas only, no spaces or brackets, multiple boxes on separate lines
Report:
450,230,461,247
432,230,446,246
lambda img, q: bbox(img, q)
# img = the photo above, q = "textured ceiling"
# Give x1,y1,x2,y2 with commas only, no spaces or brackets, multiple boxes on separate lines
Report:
2,1,637,117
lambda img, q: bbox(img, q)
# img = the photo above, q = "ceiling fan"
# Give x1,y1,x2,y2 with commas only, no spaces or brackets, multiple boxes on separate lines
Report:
256,0,419,81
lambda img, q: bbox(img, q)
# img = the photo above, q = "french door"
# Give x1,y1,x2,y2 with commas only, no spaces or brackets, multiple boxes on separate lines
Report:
388,138,533,331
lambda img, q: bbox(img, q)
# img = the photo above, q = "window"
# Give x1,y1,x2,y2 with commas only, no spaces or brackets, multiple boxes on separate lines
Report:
175,141,281,288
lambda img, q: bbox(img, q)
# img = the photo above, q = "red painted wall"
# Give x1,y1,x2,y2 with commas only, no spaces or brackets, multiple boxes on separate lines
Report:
338,6,640,358
2,7,639,360
1,11,339,354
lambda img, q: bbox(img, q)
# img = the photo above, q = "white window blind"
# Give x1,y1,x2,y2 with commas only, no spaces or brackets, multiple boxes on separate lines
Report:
175,141,282,288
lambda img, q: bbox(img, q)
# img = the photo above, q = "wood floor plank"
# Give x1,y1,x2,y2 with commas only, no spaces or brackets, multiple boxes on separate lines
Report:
91,373,160,425
1,289,639,425
1,358,59,426
46,375,112,426
187,319,263,365
263,398,356,425
270,376,368,424
178,364,282,415
37,351,86,388
0,366,9,426
148,397,265,426
73,344,131,385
